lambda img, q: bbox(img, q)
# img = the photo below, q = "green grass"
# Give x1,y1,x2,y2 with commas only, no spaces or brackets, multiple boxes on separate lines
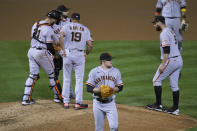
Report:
0,40,197,122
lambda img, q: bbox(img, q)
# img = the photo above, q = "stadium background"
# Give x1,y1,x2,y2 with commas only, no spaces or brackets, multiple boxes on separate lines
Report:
0,0,197,40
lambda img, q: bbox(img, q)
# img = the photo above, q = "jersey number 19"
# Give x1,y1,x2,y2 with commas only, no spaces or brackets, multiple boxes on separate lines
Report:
71,32,82,42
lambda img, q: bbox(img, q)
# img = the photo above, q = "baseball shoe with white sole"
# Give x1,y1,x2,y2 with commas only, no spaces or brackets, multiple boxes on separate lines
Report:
54,98,62,103
146,103,163,112
164,107,179,115
22,99,35,106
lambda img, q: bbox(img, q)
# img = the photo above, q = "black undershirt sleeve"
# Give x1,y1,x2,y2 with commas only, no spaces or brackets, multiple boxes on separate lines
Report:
117,85,123,93
163,46,170,54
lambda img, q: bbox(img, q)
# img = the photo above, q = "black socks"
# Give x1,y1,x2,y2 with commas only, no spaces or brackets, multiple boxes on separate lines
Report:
173,91,179,109
154,86,162,105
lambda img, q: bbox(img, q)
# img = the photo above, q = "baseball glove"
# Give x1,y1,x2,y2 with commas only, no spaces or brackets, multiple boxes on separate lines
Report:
53,44,61,51
100,84,115,99
180,19,189,32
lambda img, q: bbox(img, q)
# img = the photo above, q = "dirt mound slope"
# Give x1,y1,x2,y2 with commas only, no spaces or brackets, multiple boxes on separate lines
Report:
0,100,197,131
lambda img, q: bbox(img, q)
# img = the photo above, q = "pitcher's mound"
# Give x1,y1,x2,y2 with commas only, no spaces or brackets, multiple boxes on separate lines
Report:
0,100,196,131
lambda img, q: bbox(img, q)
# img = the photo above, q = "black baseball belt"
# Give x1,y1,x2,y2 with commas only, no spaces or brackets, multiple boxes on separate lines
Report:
169,55,180,58
95,98,113,104
31,47,46,50
68,49,83,52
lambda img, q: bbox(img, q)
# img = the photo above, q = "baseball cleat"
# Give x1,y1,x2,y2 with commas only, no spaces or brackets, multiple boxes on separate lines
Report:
22,99,35,106
54,98,62,103
63,103,69,109
164,107,179,115
74,103,88,110
146,103,163,112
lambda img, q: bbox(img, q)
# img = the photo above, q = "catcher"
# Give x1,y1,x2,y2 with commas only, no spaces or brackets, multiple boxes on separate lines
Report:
86,53,123,131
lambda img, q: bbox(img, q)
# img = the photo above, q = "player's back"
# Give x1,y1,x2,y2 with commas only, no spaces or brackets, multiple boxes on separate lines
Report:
62,22,91,50
30,20,54,49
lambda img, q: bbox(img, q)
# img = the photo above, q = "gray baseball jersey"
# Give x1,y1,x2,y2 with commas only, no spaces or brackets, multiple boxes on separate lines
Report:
31,20,58,48
156,0,186,17
160,28,180,60
61,22,92,50
87,66,123,99
53,18,71,35
86,66,123,131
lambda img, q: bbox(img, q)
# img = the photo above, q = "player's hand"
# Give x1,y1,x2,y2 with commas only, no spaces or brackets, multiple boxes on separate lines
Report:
84,52,88,59
180,19,189,32
159,64,165,73
93,88,100,93
62,49,66,57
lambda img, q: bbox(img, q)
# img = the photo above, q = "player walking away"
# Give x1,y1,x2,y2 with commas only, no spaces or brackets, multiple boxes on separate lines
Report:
52,5,75,102
155,0,188,53
146,16,183,115
59,13,93,110
22,10,63,105
86,53,123,131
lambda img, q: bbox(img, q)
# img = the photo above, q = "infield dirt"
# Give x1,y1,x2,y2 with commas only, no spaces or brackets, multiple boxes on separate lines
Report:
0,100,197,131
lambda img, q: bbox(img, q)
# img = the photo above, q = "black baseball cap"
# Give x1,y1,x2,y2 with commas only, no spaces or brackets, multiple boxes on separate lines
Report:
71,13,80,20
152,16,165,24
56,5,70,12
100,53,112,61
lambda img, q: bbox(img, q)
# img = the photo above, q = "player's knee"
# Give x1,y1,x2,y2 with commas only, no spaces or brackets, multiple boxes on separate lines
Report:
109,122,118,130
153,80,162,87
171,86,179,92
26,74,39,85
49,79,56,87
110,127,118,131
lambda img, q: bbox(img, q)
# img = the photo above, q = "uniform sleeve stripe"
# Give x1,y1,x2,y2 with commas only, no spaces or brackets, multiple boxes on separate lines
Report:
162,44,170,47
46,41,54,43
116,83,123,86
86,82,95,87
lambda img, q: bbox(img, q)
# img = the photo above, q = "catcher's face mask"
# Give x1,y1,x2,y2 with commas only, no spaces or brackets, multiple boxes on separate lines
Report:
62,12,69,19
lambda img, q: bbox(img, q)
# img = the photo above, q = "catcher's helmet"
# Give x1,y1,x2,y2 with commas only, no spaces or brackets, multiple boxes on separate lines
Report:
56,5,70,12
71,13,80,20
152,16,165,24
47,10,61,20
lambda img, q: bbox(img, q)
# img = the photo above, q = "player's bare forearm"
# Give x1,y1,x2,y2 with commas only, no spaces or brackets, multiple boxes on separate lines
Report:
93,88,100,93
59,35,64,50
113,87,120,92
161,54,169,65
160,54,169,73
86,41,93,55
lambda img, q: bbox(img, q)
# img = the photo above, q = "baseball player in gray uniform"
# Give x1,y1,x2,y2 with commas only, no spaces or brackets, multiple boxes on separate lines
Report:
52,5,75,102
155,0,187,52
146,16,183,115
59,13,93,109
86,53,123,131
22,10,63,105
